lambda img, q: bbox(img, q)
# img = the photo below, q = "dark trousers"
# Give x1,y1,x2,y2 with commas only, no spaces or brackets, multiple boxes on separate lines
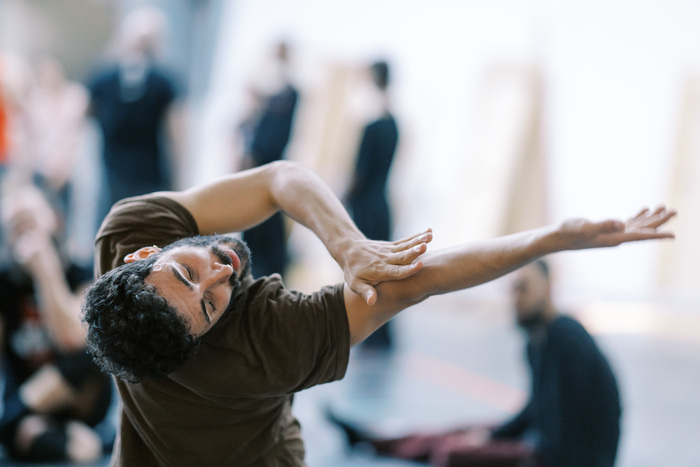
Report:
370,428,541,467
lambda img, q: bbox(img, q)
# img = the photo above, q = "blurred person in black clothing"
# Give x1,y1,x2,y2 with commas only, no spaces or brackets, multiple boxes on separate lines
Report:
345,60,399,351
0,179,114,463
237,41,299,279
25,55,88,215
330,259,622,467
87,6,185,230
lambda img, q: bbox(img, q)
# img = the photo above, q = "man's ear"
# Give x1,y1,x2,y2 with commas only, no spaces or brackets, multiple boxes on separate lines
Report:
124,245,161,263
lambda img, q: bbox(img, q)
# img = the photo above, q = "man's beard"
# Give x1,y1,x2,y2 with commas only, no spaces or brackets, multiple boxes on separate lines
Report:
161,234,252,288
516,304,547,330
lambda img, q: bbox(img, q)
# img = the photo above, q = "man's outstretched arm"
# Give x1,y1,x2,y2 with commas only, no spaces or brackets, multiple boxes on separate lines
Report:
165,160,431,304
345,207,676,345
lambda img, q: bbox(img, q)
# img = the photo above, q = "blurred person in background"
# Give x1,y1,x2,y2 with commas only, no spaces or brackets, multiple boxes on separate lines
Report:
0,52,33,180
344,60,399,351
330,259,622,467
0,52,34,268
0,179,114,463
24,55,89,218
87,5,185,231
236,40,299,279
0,61,9,176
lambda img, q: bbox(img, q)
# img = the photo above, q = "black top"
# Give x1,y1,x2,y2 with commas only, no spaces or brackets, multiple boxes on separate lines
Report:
88,65,180,203
0,263,93,382
348,116,398,202
249,84,299,165
492,315,622,467
346,115,398,241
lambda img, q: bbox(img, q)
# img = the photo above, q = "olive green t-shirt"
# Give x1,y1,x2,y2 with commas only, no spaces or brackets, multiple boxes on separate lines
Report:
95,195,350,466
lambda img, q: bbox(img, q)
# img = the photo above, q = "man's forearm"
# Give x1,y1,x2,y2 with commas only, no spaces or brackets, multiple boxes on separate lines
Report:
346,224,560,344
407,224,560,299
346,206,676,344
267,161,364,265
176,161,362,255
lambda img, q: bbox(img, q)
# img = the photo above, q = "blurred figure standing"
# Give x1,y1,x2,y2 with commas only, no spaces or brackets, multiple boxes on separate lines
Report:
24,55,89,217
0,180,114,463
0,52,33,178
0,53,34,268
331,260,622,466
345,60,399,351
87,6,185,229
0,63,8,175
237,41,299,279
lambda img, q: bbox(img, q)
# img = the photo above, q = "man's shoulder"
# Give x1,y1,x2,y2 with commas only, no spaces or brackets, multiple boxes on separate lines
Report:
148,66,183,97
230,276,345,318
548,314,596,348
95,194,197,275
97,195,193,236
368,114,398,129
550,314,586,331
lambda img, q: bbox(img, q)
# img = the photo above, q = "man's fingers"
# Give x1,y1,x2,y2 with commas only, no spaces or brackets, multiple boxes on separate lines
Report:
630,207,650,221
628,207,677,230
646,208,677,228
386,261,424,280
393,228,431,245
351,262,424,306
388,242,427,265
393,229,433,251
368,260,424,280
617,230,676,243
365,290,377,306
352,282,377,306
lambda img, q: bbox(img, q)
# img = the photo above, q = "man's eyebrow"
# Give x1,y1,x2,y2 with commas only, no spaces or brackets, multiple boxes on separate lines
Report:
170,266,193,290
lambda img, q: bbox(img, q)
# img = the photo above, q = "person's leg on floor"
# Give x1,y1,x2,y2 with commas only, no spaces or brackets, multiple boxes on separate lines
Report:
430,430,539,467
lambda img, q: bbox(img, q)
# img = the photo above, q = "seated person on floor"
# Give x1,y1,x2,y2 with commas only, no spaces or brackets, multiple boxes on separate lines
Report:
0,180,114,463
329,259,621,467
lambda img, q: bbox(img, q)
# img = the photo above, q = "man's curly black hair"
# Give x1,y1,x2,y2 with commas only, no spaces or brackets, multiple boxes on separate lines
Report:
82,256,201,383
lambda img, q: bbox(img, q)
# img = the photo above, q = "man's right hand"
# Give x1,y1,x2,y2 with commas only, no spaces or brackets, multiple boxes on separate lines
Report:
555,206,676,251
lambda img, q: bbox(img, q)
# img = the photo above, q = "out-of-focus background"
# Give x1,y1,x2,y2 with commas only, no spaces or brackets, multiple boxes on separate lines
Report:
1,1,698,466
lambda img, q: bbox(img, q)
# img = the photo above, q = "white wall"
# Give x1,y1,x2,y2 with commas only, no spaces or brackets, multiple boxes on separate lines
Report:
198,0,699,303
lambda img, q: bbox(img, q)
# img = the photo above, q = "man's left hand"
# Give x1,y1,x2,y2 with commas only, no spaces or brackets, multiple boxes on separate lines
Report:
341,229,433,305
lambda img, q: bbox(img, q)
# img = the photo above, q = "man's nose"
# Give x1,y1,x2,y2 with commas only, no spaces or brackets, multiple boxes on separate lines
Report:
206,262,233,286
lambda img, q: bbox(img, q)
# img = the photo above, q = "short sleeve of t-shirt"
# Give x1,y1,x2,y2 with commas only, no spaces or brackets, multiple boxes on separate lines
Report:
241,279,349,393
94,195,198,277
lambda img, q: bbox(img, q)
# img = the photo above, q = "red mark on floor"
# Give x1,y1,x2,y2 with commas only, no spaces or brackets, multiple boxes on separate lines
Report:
402,351,526,414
